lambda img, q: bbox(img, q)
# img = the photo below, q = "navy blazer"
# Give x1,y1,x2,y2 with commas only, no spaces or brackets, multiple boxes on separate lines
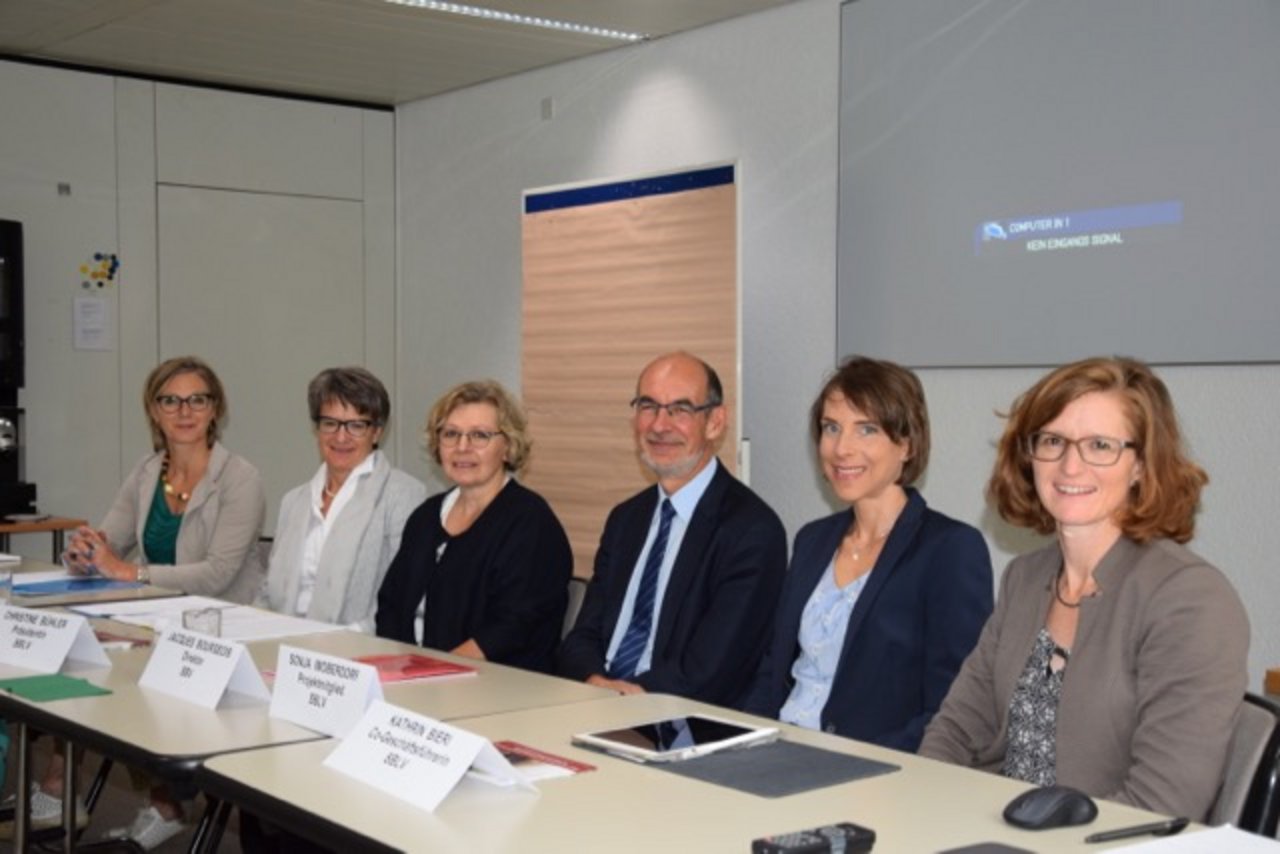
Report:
557,462,787,708
746,489,992,751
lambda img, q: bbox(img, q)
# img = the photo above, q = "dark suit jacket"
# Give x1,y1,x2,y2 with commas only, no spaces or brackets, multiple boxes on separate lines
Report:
557,462,787,708
745,489,992,751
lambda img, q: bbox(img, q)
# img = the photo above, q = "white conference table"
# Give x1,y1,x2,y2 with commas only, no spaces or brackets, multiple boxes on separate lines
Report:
2,623,610,776
247,629,612,722
196,692,1197,854
0,638,325,852
0,623,610,852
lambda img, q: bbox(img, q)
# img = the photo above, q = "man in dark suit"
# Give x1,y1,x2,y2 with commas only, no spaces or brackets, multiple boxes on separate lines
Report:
558,352,787,708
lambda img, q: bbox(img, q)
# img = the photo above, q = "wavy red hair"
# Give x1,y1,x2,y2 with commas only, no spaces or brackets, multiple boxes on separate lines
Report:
987,357,1206,543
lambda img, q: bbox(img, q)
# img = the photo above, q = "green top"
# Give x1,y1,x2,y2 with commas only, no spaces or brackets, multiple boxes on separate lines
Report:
143,477,182,565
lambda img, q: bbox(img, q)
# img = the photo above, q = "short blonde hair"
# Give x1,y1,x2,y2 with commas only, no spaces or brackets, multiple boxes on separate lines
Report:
424,380,531,474
143,356,227,451
988,357,1207,543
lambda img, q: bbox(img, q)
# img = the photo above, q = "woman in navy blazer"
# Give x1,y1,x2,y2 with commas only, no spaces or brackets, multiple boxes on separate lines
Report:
747,356,993,751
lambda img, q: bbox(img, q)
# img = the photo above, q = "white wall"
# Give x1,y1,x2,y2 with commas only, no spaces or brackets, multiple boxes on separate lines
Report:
0,60,398,546
396,0,1279,686
1,63,124,539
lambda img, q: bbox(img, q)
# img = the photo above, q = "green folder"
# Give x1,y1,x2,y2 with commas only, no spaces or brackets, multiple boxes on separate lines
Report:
0,674,112,702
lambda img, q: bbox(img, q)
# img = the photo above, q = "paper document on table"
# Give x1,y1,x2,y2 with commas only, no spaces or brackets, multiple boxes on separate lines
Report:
491,741,596,781
70,595,223,625
213,608,343,641
0,674,112,701
69,596,343,641
1112,826,1280,851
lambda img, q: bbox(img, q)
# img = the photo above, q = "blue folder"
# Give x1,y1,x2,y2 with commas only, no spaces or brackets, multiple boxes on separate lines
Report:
13,577,146,596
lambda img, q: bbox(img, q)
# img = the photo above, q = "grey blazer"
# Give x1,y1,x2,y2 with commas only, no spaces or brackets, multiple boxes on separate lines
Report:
259,453,424,631
920,536,1249,821
100,443,266,604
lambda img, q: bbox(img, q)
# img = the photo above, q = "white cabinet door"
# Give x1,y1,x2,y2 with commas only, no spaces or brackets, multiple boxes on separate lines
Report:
157,185,366,533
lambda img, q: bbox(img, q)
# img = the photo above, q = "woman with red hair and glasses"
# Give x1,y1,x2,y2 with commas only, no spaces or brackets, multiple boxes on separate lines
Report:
921,357,1248,821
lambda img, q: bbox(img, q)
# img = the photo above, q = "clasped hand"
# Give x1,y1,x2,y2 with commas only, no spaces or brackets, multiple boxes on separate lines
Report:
62,527,130,579
586,674,647,695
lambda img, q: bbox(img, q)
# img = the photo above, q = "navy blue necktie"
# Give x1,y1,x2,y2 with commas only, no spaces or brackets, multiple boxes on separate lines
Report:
609,499,676,679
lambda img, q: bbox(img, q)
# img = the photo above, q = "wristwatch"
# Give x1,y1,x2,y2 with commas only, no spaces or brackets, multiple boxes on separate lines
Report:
136,565,150,584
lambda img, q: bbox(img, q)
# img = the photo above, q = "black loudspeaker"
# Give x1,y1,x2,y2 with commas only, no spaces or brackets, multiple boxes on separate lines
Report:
0,406,35,515
0,219,24,394
0,405,23,482
0,220,36,516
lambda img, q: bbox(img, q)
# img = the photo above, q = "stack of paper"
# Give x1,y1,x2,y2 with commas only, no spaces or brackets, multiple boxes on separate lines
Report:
70,596,344,642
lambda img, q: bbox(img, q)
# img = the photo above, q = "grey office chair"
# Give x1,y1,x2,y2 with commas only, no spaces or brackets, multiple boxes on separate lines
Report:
257,536,274,570
562,576,588,639
1207,693,1280,835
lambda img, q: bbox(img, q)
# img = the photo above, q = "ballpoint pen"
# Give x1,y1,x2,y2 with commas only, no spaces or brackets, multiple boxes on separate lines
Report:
1085,817,1189,843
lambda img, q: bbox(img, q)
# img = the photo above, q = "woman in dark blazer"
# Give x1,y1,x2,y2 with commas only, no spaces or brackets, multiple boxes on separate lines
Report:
747,356,993,751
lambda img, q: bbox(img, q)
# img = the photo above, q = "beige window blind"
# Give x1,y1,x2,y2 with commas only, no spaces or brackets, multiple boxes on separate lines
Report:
522,166,738,578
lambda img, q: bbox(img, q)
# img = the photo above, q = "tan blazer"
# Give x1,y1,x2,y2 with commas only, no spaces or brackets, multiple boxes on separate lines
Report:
920,536,1248,821
100,442,266,604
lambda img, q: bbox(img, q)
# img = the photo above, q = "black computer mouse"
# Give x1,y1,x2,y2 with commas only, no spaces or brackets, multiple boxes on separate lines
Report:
1002,784,1099,830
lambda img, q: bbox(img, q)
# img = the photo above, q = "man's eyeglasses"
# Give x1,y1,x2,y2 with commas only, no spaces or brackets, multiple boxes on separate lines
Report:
154,393,215,413
630,396,718,421
1026,432,1136,466
315,417,377,438
438,428,504,448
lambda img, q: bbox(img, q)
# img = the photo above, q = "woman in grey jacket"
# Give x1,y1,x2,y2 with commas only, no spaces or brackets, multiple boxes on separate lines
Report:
64,355,265,601
257,366,425,631
920,357,1248,822
54,355,268,847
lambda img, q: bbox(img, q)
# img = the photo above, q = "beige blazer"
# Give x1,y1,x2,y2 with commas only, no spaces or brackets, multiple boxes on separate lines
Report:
920,536,1248,821
100,442,266,604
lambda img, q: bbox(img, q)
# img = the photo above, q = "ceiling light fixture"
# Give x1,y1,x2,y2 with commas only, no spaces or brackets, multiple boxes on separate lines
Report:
385,0,648,42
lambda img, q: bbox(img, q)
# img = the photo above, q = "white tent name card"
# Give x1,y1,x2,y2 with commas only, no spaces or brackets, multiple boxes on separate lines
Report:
324,700,536,812
0,606,111,672
269,644,382,737
139,627,269,708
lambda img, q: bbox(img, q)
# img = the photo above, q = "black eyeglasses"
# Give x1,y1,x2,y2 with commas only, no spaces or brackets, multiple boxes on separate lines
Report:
315,417,377,438
154,393,215,413
630,396,718,421
437,428,504,448
1026,432,1136,466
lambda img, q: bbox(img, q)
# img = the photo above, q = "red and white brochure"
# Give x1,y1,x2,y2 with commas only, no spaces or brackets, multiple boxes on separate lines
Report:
494,740,597,780
355,653,476,683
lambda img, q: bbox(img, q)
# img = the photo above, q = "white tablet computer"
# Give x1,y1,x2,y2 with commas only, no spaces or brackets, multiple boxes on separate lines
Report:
571,714,779,763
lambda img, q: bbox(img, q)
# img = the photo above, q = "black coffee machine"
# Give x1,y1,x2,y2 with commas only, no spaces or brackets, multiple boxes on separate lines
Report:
0,218,37,516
